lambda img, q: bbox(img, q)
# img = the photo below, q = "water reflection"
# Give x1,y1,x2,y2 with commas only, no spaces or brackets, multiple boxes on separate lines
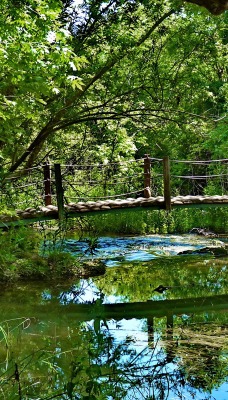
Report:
0,235,227,399
0,310,227,399
64,234,226,266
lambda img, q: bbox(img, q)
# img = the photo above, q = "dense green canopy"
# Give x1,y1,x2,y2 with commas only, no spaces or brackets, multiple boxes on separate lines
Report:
0,1,227,175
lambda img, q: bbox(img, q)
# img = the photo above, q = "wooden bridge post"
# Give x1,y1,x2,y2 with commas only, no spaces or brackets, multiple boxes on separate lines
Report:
43,161,52,206
163,156,171,211
147,317,154,348
54,164,65,222
144,154,151,198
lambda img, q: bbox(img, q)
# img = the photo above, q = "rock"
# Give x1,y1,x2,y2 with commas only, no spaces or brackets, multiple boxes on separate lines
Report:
190,228,218,237
79,260,106,278
178,246,228,257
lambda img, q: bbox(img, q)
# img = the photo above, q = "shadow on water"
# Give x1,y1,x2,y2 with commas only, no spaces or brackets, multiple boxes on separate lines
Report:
0,235,227,399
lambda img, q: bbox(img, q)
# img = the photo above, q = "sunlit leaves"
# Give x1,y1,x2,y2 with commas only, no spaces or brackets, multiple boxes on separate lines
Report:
0,0,227,173
0,0,84,162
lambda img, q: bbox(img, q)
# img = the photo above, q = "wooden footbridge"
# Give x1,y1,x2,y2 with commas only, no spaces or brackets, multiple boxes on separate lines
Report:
0,156,227,227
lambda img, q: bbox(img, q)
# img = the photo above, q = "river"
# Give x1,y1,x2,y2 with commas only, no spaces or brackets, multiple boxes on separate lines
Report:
0,234,227,399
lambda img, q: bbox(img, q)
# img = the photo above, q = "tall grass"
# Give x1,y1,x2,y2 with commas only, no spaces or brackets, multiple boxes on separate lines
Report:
70,207,228,235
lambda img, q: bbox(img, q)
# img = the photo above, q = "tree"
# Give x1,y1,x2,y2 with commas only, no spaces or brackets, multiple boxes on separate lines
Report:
0,0,85,168
0,1,227,176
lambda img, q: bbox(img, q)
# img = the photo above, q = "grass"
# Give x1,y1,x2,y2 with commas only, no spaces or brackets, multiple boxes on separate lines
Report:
69,207,228,236
0,206,227,283
0,226,81,283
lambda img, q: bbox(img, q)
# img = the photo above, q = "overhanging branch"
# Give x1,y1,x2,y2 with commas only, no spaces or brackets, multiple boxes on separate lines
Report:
9,9,176,172
185,0,228,15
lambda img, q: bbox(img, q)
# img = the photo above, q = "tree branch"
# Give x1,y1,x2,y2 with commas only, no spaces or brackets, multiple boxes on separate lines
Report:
9,8,176,172
185,0,228,15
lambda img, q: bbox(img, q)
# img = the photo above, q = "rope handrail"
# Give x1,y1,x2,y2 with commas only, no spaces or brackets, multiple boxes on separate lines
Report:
171,174,227,179
171,158,228,164
67,189,144,200
62,174,142,185
49,157,228,168
2,157,227,180
3,165,44,177
51,157,228,168
3,182,39,189
1,155,227,214
60,158,145,169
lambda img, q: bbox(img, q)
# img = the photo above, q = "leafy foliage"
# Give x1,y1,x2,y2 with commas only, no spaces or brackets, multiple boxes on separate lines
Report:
0,0,227,175
0,226,81,281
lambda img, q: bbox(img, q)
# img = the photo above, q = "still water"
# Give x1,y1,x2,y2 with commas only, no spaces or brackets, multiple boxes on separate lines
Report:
0,235,227,399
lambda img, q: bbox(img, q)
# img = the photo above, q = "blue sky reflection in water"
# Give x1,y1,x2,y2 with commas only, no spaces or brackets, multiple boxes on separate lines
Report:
62,234,228,399
0,235,227,399
63,234,226,266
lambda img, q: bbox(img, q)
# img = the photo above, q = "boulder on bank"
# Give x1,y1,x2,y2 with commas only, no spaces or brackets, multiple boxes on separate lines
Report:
178,244,228,257
77,260,106,278
189,228,218,237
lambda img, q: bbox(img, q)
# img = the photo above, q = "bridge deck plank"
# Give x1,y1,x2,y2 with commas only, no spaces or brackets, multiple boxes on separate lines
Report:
0,195,227,227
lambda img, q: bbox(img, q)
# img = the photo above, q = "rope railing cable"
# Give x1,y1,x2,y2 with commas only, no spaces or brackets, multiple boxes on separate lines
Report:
62,175,142,186
1,157,227,212
63,172,142,179
2,157,227,175
67,189,145,201
3,166,44,180
60,157,227,167
60,158,145,169
171,158,228,164
171,174,227,179
5,182,39,189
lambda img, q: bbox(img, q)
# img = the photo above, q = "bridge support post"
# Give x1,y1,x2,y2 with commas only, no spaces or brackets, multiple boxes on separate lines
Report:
144,154,151,198
43,161,52,206
54,164,65,223
147,317,154,348
163,156,171,211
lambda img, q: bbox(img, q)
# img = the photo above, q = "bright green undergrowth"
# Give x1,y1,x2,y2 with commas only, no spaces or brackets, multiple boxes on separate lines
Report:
73,207,228,235
0,207,227,283
0,226,80,283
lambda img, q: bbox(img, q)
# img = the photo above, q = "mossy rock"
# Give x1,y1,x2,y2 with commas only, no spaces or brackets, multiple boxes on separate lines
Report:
178,245,228,257
78,260,106,278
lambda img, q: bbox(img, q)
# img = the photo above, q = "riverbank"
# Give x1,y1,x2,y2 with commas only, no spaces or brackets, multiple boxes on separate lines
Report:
0,226,227,283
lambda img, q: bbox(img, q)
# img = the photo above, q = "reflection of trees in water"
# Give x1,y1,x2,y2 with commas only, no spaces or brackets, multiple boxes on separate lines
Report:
93,256,228,303
171,323,228,393
0,277,227,399
0,316,227,399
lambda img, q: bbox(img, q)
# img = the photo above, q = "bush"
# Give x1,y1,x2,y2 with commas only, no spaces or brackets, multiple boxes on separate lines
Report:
0,226,80,282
